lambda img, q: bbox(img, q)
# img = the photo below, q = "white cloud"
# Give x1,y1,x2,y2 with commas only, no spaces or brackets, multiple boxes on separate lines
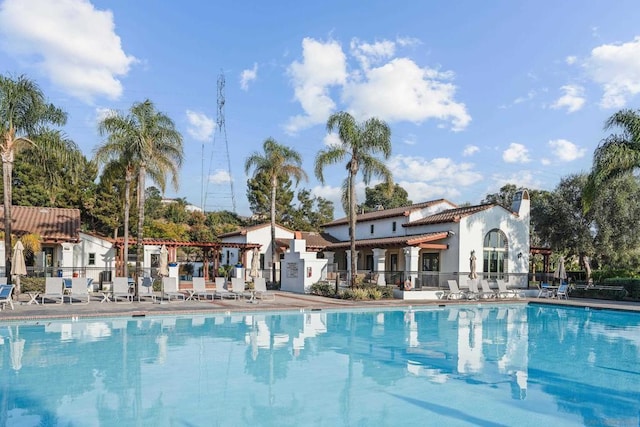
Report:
186,110,215,142
502,143,530,163
585,36,640,108
343,58,471,131
285,36,470,133
541,158,551,166
323,132,342,147
488,171,542,195
240,63,258,91
388,155,482,187
0,0,136,102
209,170,232,184
565,55,577,65
512,90,536,105
548,139,586,162
285,38,347,134
551,84,586,113
350,38,396,70
462,145,479,156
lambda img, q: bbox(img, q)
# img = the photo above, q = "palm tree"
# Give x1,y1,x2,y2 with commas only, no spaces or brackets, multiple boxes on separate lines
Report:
585,109,640,209
314,111,392,287
245,138,307,285
0,74,70,281
95,100,183,294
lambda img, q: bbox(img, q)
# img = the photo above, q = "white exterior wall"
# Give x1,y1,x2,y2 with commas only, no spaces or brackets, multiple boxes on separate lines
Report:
406,201,456,222
75,233,116,282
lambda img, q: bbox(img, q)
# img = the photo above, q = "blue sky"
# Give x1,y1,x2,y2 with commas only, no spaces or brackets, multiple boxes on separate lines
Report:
2,0,640,217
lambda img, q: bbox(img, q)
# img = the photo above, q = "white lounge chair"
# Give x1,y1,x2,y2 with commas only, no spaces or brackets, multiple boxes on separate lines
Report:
112,277,133,303
466,280,479,300
139,277,156,302
0,277,7,285
445,280,467,300
69,277,90,304
193,277,215,300
161,277,185,302
536,283,553,298
41,277,64,304
479,279,497,299
556,283,569,300
214,277,235,299
230,278,250,299
0,284,14,310
496,279,519,299
253,277,275,301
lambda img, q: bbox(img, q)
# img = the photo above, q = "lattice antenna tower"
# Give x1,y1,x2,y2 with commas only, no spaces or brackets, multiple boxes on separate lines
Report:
204,71,236,212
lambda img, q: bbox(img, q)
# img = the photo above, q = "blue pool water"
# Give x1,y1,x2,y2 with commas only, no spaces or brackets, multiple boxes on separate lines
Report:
1,304,639,426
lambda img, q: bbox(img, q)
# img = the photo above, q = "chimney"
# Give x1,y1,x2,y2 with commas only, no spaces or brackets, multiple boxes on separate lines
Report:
295,230,302,239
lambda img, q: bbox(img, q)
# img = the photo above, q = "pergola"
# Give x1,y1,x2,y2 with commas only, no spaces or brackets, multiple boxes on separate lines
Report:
113,238,260,281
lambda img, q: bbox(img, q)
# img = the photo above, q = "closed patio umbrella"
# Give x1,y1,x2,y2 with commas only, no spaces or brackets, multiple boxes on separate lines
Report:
554,256,567,284
11,241,27,295
250,247,260,278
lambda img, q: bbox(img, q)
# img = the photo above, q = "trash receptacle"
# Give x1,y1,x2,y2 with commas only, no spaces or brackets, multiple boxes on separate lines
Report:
57,269,62,277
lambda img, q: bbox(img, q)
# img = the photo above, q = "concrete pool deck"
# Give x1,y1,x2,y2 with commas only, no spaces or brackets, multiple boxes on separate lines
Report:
2,291,640,321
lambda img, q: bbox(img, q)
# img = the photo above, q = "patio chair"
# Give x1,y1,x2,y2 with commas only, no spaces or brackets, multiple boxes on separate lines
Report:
0,277,7,285
445,280,467,300
253,277,275,301
0,284,14,310
214,277,235,299
556,283,569,300
536,283,553,298
496,279,520,299
193,277,215,300
41,277,64,304
161,277,185,302
69,277,90,304
479,279,497,299
112,277,133,303
138,277,157,302
230,277,251,299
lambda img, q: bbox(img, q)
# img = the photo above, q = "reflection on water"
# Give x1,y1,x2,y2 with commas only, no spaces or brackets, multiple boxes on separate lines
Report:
0,305,639,426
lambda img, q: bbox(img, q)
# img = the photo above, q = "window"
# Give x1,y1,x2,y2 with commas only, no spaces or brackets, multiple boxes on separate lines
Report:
370,224,375,234
88,253,96,266
390,254,398,271
421,253,439,271
392,221,397,232
260,254,265,270
365,255,374,271
483,229,508,280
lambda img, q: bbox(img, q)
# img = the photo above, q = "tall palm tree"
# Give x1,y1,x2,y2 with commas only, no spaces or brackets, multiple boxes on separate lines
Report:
585,109,640,210
0,74,69,281
95,100,183,294
314,111,392,287
245,138,307,285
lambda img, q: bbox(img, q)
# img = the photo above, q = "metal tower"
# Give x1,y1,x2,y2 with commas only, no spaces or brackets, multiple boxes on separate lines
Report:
204,72,236,212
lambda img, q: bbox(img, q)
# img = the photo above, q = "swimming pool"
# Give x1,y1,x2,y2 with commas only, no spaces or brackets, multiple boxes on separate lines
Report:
0,304,638,426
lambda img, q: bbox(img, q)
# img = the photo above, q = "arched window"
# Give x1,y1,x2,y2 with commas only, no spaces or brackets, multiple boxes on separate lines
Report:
483,229,508,280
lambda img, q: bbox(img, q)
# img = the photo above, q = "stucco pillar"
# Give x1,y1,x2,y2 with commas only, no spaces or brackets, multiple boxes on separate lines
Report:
372,248,387,286
403,246,420,289
346,250,359,274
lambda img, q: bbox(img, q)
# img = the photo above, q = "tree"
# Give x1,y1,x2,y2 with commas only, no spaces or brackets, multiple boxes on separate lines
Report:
245,138,307,284
0,74,73,282
246,170,295,223
95,100,183,295
585,109,640,209
288,189,334,231
314,111,392,287
362,183,411,212
481,183,519,207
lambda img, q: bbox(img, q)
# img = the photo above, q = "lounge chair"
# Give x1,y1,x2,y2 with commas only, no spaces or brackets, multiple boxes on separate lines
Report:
139,277,156,302
536,283,553,298
214,277,237,299
69,277,90,304
0,277,7,285
556,283,569,300
41,277,64,304
161,277,185,302
193,277,215,300
479,279,497,299
253,277,275,301
112,277,133,303
0,284,14,310
466,280,479,300
445,280,467,300
230,278,251,299
496,279,519,299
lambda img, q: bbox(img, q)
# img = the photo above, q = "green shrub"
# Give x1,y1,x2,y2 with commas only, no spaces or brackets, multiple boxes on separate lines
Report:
380,286,394,299
19,277,45,293
310,282,336,297
605,278,640,299
367,288,382,300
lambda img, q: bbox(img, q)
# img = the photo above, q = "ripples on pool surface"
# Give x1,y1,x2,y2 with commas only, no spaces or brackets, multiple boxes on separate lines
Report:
0,304,639,426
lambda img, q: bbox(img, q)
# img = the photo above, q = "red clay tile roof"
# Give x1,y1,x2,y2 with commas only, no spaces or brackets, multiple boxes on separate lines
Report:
276,231,340,252
322,199,457,227
405,204,496,227
0,205,81,243
326,231,450,250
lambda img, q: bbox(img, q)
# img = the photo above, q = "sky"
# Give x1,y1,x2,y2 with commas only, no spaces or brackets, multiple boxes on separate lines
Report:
2,0,640,218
